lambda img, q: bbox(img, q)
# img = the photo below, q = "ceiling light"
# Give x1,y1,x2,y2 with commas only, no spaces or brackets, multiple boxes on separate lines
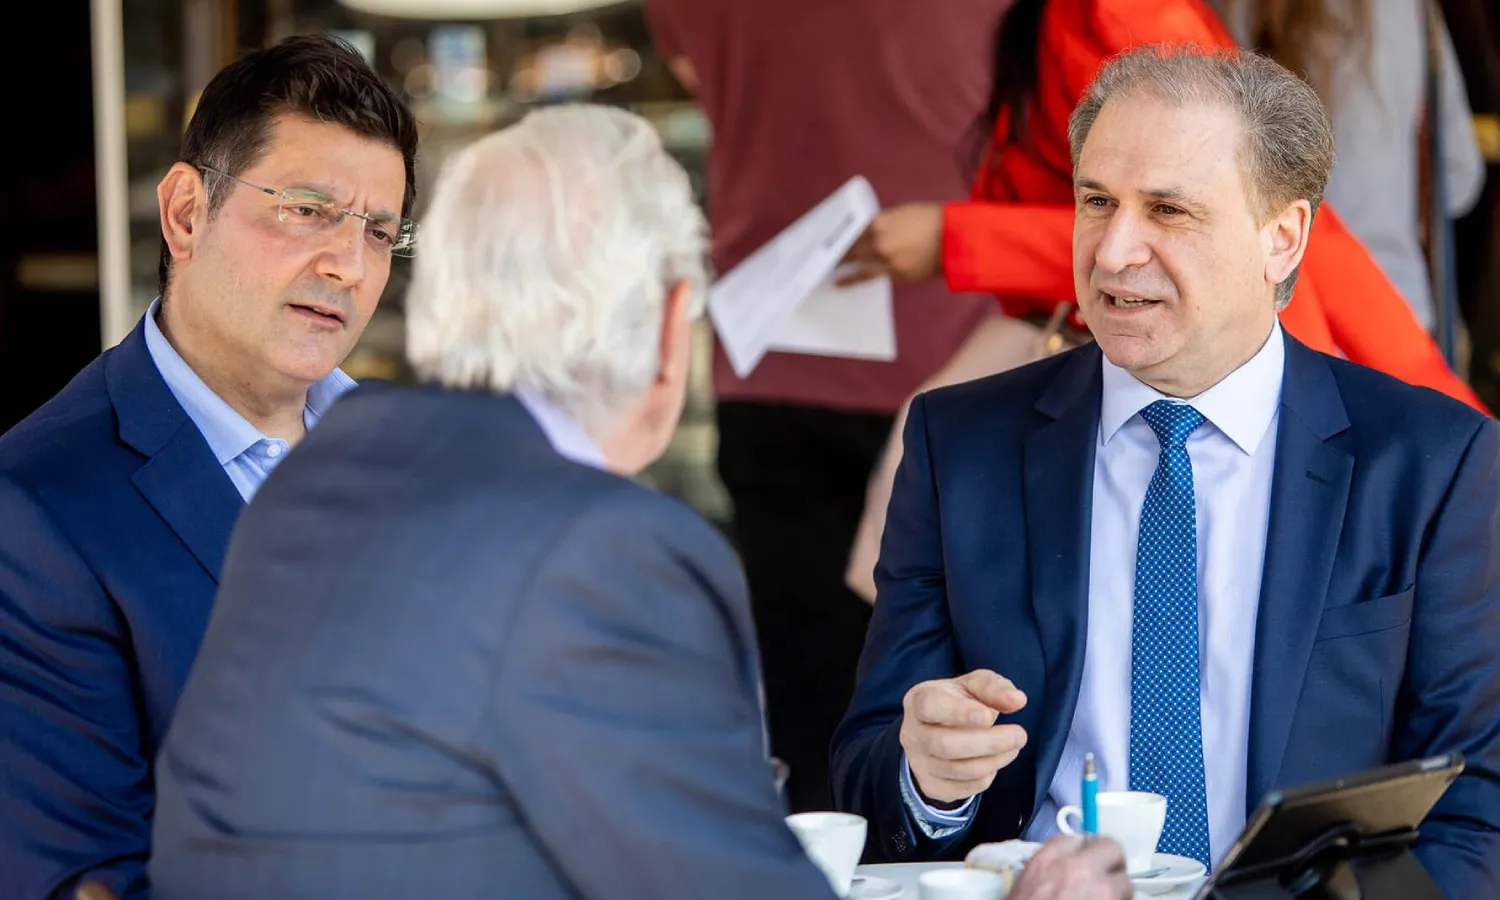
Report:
338,0,626,18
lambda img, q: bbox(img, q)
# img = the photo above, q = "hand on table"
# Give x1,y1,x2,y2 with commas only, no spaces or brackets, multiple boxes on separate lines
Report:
1009,835,1132,900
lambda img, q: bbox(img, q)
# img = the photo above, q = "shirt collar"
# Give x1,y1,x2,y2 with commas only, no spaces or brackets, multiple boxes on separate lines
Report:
142,297,356,465
514,388,608,470
1099,320,1285,455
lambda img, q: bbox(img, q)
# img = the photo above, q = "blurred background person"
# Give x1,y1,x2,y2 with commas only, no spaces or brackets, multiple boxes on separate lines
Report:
644,0,1013,813
0,34,417,900
1438,0,1500,409
1216,0,1487,337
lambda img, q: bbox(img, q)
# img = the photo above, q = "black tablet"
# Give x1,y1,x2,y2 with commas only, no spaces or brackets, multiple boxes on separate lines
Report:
1194,754,1465,899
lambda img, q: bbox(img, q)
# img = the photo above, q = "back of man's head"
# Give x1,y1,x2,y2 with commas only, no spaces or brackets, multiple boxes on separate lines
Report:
404,105,708,435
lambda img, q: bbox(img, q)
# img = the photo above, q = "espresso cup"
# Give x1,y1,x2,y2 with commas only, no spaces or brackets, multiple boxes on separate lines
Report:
918,867,1009,900
786,811,867,898
1057,790,1167,874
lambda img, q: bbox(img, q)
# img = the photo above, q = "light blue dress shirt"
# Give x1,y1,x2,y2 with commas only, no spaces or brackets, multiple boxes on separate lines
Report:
142,298,356,502
515,389,607,470
907,324,1285,866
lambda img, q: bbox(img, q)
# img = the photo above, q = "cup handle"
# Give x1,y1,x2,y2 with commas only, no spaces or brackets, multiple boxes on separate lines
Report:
1056,804,1083,836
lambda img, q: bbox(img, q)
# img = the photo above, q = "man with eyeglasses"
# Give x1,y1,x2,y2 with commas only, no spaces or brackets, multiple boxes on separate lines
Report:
0,34,418,900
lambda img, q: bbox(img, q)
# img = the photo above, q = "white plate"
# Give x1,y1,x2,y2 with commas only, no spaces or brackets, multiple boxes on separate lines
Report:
849,873,904,899
1130,853,1208,895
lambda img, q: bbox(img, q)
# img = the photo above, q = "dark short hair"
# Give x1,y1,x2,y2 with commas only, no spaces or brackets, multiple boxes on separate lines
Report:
158,33,420,297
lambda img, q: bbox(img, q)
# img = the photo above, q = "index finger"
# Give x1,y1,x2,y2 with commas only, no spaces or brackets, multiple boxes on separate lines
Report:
842,229,878,263
956,669,1028,714
836,262,886,287
908,682,1001,728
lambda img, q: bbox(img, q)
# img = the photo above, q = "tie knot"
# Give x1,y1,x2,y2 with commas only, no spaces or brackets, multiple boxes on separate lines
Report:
1140,400,1206,449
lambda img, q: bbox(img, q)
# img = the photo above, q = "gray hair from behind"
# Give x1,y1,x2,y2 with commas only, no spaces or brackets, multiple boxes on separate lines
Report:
1067,44,1336,309
405,104,708,433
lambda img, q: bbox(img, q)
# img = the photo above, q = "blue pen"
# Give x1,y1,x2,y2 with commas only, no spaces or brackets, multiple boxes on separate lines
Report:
1082,752,1099,837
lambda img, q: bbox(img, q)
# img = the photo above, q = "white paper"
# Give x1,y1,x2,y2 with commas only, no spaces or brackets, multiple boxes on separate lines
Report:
767,267,895,361
708,176,897,377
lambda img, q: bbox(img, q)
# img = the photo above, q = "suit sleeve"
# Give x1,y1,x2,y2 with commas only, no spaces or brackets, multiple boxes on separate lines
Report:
485,488,836,900
1403,417,1500,897
1301,208,1489,413
830,395,984,862
0,474,151,900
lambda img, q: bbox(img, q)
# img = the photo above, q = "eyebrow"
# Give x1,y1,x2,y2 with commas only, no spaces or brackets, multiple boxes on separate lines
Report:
1074,178,1209,215
285,181,402,221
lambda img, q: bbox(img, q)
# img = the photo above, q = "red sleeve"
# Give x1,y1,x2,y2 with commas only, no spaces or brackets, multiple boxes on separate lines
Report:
941,201,1076,314
1302,208,1489,413
940,0,1240,317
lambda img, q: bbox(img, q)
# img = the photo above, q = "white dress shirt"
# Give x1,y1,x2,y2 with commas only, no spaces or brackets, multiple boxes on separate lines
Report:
907,324,1285,866
1022,324,1284,865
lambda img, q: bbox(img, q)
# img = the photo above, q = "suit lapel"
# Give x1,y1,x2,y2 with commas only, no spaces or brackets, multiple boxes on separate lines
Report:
106,319,244,582
1024,345,1103,815
1246,335,1353,811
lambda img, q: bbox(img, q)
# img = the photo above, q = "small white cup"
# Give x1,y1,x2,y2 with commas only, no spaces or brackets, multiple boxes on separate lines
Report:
1057,790,1167,874
918,867,1009,900
786,812,867,898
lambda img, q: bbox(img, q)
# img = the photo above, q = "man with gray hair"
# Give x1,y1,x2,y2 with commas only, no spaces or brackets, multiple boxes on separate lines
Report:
145,103,836,899
833,44,1500,897
146,103,1133,900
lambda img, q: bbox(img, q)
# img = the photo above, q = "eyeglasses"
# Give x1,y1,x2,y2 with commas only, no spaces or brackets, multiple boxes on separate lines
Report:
198,165,417,258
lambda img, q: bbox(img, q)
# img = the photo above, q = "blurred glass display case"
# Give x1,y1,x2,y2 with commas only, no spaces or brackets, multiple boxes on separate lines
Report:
107,0,727,525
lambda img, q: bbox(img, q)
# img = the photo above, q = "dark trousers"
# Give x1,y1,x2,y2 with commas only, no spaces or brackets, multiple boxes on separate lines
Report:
715,400,893,813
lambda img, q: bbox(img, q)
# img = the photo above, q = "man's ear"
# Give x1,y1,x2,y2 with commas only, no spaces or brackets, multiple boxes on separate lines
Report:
1263,198,1313,289
158,162,210,266
656,279,693,384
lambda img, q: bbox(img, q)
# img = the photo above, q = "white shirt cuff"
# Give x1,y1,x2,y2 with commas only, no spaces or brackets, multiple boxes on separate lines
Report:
899,752,977,839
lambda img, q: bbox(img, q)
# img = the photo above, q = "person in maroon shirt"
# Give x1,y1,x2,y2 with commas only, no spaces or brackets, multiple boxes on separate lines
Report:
645,0,1013,812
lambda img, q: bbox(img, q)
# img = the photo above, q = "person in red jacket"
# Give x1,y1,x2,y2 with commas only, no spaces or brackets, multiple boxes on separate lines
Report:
845,0,1488,412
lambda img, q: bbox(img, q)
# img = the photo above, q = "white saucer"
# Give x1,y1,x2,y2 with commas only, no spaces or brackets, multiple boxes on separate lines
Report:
848,873,904,899
1130,854,1207,895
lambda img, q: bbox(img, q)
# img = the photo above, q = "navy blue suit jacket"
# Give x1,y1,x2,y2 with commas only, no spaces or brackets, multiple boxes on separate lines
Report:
0,320,243,900
831,335,1500,898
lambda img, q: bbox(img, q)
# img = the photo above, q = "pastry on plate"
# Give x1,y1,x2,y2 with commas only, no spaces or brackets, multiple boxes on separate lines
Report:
964,839,1044,890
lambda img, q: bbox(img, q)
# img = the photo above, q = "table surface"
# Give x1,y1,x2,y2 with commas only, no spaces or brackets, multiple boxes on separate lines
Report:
853,861,1204,900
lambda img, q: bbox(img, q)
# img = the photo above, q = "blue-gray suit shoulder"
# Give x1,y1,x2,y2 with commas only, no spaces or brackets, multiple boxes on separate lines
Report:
150,383,836,900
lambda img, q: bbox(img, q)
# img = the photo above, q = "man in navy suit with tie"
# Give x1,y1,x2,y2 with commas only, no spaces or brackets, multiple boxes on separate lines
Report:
0,35,418,899
832,45,1500,898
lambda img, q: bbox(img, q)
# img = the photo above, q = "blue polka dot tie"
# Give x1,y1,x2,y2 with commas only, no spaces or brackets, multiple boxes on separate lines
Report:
1129,400,1211,867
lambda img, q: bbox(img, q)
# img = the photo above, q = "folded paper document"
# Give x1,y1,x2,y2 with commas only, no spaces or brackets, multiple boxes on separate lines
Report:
709,176,897,377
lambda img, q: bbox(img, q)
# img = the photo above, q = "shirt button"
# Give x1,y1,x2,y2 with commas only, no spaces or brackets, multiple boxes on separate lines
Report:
265,442,284,458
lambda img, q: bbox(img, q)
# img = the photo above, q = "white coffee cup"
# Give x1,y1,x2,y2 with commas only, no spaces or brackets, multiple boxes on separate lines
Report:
1057,790,1167,874
786,812,867,898
918,867,1009,900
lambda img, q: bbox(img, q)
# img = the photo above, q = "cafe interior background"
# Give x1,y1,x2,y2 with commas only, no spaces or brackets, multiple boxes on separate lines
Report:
4,0,728,525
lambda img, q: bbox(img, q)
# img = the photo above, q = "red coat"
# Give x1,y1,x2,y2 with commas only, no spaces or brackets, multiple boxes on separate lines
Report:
940,0,1487,412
